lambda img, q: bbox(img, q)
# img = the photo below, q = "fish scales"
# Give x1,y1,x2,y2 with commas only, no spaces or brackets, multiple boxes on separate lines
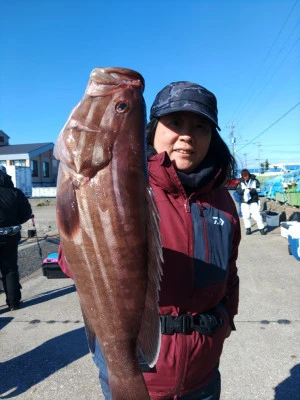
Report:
54,67,162,399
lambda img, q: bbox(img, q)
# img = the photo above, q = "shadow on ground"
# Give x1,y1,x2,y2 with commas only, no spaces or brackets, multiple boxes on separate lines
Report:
0,327,89,398
274,364,300,399
0,284,76,316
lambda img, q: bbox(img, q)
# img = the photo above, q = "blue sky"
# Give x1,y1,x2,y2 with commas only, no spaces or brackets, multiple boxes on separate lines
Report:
1,0,299,170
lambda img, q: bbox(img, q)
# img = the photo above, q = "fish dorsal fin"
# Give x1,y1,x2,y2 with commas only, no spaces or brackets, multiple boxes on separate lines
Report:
137,185,163,368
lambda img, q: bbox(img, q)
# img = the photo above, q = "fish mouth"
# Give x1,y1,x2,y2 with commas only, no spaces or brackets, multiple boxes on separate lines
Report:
90,67,145,90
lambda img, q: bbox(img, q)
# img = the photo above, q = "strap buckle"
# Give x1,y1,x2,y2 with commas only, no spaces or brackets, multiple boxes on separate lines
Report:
160,311,224,336
192,311,224,335
160,314,193,335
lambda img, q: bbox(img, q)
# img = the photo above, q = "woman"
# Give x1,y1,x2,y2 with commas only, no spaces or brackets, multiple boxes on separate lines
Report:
139,81,241,399
235,169,266,235
59,80,241,400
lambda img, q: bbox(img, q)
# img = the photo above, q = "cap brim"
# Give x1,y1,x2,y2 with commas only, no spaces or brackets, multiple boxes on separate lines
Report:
152,105,220,131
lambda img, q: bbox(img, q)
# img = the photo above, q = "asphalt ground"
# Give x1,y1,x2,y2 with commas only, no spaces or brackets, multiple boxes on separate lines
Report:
0,200,300,399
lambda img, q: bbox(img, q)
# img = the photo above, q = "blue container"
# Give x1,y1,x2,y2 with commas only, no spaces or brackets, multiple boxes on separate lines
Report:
288,236,300,261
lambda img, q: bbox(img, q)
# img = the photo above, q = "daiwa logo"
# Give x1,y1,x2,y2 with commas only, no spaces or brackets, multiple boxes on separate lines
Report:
212,217,224,226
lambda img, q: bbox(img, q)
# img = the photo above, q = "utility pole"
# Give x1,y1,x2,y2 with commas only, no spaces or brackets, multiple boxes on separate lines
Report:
243,153,247,168
253,142,261,173
227,122,236,158
257,143,261,173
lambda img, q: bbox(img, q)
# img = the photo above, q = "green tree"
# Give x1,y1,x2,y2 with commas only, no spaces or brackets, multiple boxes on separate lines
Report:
260,159,270,174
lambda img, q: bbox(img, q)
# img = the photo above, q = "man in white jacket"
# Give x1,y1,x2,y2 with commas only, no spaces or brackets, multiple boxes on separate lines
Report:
235,169,266,235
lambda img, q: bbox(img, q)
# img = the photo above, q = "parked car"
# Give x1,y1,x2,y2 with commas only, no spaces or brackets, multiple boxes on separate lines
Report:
224,178,240,190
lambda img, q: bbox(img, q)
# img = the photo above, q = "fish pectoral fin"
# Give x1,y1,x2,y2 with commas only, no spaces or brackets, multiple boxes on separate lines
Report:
137,295,161,369
137,185,163,368
56,167,80,239
81,307,96,354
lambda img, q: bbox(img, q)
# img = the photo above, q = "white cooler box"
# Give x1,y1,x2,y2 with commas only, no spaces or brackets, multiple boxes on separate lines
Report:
280,221,300,238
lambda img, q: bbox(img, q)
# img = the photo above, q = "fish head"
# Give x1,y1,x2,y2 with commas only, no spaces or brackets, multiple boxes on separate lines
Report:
54,67,146,181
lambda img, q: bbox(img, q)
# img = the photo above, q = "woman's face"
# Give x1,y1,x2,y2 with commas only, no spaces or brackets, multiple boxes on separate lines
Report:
153,111,212,173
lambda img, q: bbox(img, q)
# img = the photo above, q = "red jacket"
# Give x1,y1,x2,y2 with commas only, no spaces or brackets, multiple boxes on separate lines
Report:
58,152,240,398
143,153,240,398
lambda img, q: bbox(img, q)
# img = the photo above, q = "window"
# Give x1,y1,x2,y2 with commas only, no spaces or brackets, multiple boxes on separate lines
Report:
42,162,49,177
13,160,26,166
0,137,4,143
31,160,38,177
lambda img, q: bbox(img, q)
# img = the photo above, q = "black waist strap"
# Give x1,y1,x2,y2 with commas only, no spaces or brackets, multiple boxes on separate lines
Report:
160,310,223,336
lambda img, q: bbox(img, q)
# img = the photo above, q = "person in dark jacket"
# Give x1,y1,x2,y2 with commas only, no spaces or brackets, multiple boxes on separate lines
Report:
58,81,241,400
235,168,266,235
0,166,33,310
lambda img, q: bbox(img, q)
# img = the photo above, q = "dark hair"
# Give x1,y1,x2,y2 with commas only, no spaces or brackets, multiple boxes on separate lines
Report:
241,169,250,176
146,118,159,147
146,117,237,183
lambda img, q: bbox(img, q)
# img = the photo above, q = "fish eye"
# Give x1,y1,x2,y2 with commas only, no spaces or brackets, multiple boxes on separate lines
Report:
115,101,129,113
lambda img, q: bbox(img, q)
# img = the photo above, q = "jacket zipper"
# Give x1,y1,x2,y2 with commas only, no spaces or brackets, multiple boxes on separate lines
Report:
172,202,210,396
170,197,190,397
199,203,209,263
184,198,190,212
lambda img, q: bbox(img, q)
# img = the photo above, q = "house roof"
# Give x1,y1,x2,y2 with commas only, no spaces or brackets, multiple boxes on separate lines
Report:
0,143,54,160
0,130,10,139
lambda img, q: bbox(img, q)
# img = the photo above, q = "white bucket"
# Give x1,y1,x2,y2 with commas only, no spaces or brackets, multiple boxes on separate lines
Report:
266,212,280,227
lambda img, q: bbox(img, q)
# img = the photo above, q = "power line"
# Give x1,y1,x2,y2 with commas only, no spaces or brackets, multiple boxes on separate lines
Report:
231,0,300,121
260,144,300,146
236,101,300,152
237,34,300,132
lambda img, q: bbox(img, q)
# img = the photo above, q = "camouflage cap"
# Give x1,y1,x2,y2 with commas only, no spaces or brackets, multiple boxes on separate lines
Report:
150,81,220,130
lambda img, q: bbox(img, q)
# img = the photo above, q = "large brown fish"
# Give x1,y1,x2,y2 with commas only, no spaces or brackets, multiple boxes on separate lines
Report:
54,67,162,399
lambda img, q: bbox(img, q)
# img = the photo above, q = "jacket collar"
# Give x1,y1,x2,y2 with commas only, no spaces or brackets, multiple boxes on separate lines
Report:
147,150,222,197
